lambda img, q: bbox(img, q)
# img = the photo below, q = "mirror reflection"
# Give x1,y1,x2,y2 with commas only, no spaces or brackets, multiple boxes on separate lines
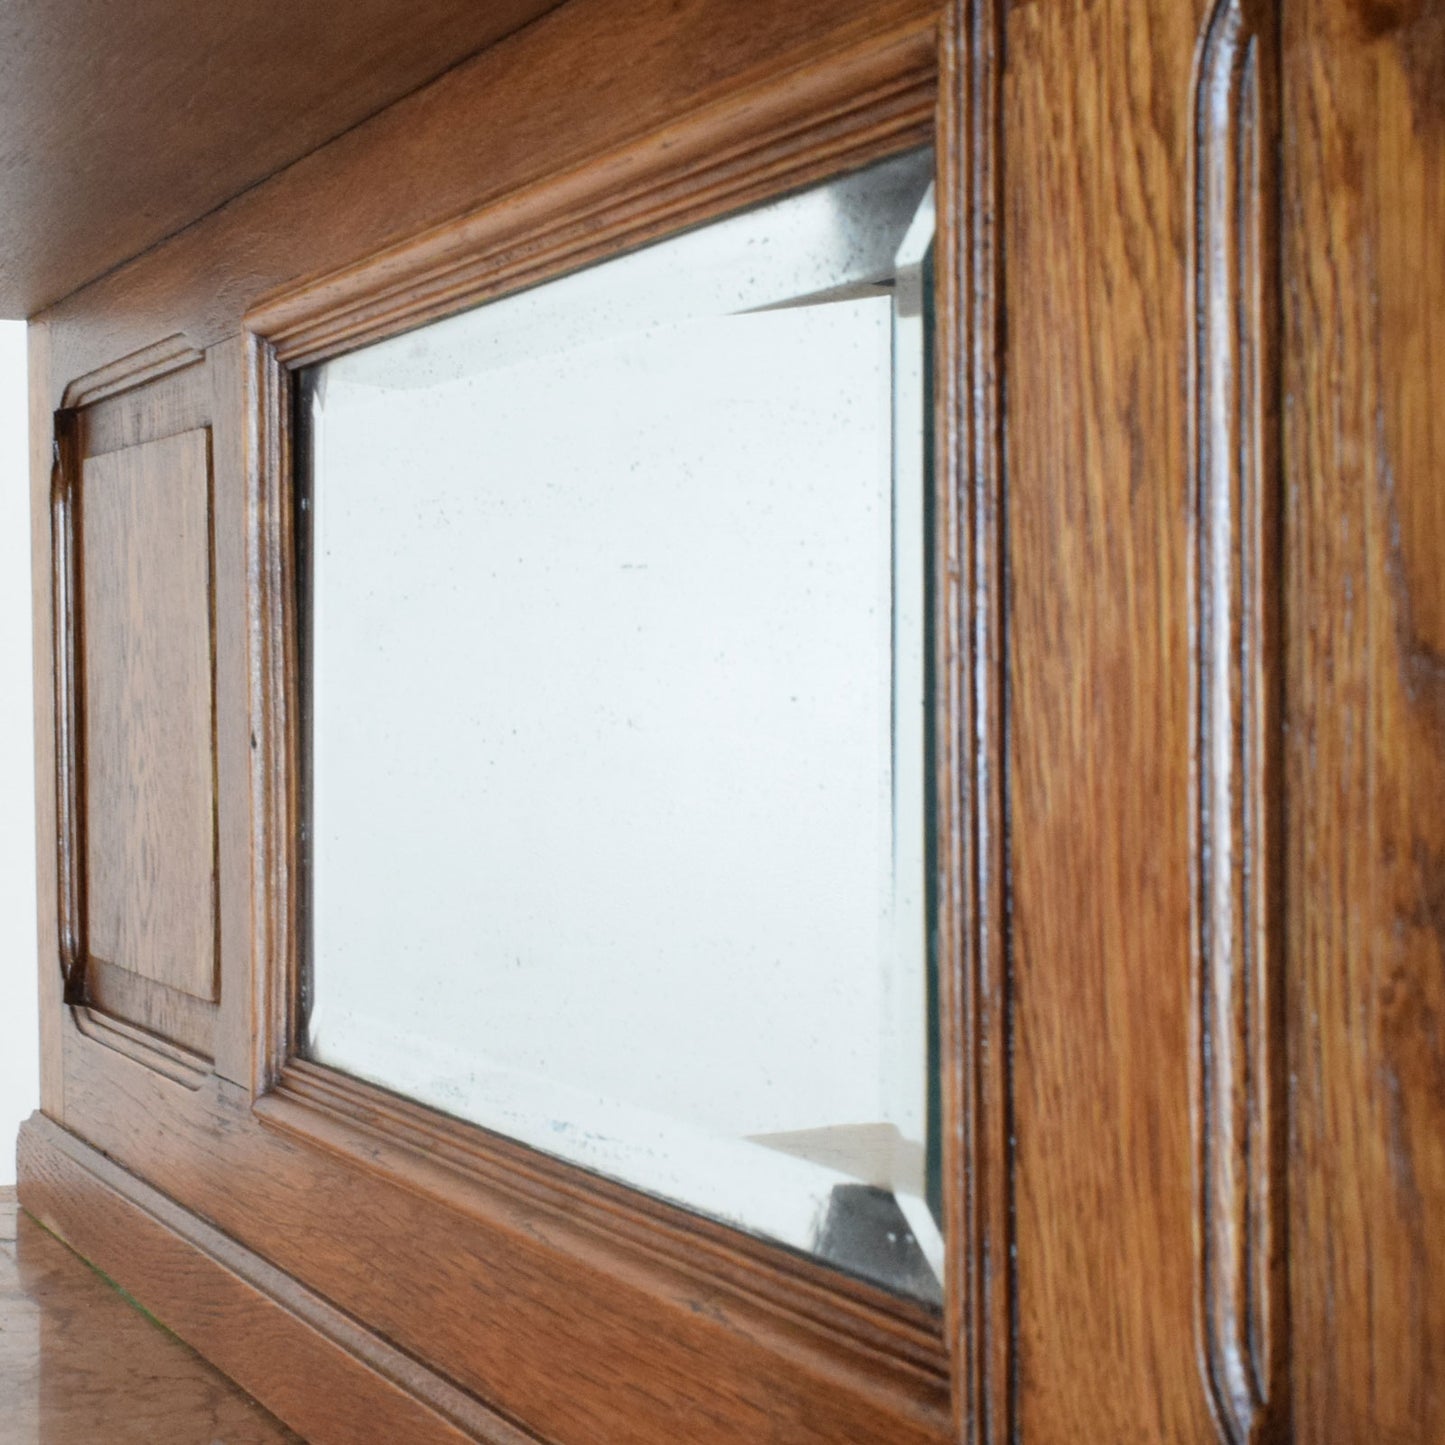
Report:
298,147,942,1303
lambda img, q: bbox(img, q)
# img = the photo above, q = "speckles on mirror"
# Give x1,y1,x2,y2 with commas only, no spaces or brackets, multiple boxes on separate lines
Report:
297,148,942,1304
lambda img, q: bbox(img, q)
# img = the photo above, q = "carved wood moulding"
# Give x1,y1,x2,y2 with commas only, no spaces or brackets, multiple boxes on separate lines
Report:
937,1,1012,1441
247,18,939,367
1190,0,1288,1439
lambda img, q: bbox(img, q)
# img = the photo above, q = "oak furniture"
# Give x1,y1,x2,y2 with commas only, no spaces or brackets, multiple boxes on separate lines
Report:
13,0,1445,1439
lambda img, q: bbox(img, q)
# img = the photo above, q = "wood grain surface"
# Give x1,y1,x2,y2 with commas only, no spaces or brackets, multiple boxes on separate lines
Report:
0,1184,301,1444
1283,0,1445,1437
80,429,217,1002
16,1119,531,1445
25,1061,952,1445
1003,0,1222,1436
30,322,66,1121
935,3,1011,1440
0,0,567,316
29,0,939,396
47,348,258,1073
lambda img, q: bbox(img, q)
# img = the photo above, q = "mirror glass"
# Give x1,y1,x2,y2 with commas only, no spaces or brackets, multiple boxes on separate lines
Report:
298,147,942,1303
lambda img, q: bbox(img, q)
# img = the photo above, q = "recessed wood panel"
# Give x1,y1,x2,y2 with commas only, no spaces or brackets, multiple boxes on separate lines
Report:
80,428,217,1004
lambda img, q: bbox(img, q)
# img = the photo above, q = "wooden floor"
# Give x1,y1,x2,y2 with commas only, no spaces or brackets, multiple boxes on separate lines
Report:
0,1187,301,1443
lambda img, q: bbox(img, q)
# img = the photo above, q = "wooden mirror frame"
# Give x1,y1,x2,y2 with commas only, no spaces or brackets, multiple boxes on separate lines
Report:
21,3,1012,1441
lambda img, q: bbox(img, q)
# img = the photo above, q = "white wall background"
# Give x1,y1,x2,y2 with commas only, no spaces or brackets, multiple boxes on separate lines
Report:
0,319,35,1186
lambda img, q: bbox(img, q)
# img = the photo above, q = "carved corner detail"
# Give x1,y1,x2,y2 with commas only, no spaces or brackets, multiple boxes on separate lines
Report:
1191,0,1288,1440
50,412,85,1001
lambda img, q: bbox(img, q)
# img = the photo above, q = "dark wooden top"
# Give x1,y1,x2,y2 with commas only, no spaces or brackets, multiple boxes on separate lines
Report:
0,0,564,317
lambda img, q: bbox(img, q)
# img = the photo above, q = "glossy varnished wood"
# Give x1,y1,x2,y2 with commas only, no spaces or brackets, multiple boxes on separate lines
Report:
45,339,273,1091
30,324,65,1122
0,0,568,315
1191,2,1288,1436
1283,0,1445,1437
934,3,1010,1440
247,24,935,365
23,1059,950,1445
1003,0,1222,1436
0,1186,301,1444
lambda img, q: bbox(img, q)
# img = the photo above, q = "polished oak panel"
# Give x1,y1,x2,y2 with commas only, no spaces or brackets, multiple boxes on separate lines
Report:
15,1126,524,1445
1003,0,1221,1436
1284,0,1445,1436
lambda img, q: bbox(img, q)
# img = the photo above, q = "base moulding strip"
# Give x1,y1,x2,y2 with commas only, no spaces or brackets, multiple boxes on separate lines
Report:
15,1111,541,1445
